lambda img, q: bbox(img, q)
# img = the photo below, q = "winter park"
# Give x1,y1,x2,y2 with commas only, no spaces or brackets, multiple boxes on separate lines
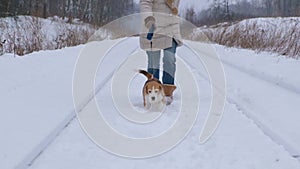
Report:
1,0,300,169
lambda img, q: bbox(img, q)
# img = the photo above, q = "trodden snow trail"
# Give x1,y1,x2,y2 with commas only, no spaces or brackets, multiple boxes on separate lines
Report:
27,39,300,169
218,47,300,160
178,44,300,161
14,39,139,169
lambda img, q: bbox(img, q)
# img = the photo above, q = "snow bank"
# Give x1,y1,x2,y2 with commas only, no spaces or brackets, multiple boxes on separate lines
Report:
0,16,95,56
192,17,300,58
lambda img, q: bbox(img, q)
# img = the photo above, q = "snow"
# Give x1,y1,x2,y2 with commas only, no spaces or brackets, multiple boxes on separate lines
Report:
0,16,94,55
193,17,300,58
0,46,83,169
1,38,300,169
215,45,300,155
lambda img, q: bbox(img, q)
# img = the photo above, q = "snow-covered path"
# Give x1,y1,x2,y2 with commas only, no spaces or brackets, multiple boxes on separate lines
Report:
1,38,300,169
0,46,83,169
180,44,300,159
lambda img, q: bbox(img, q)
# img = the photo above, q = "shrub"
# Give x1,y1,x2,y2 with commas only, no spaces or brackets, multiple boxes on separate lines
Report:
192,17,300,59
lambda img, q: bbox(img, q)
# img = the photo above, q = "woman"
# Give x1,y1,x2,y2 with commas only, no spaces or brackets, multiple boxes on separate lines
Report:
140,0,182,105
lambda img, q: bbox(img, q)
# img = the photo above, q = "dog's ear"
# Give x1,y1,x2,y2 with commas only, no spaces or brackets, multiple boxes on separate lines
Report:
159,85,165,95
159,85,162,90
144,85,148,94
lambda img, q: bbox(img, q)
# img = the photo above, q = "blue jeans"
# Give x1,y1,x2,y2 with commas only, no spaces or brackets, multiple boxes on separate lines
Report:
146,39,177,85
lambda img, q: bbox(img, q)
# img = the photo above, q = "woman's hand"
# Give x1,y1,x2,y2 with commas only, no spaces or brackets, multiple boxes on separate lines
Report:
144,16,156,29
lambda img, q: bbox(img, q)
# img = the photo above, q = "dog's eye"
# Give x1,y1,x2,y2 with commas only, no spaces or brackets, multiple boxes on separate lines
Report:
155,90,158,93
148,90,152,93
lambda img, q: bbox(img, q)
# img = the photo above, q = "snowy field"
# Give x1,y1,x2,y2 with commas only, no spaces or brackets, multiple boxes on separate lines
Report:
0,16,94,55
194,17,300,58
1,38,300,169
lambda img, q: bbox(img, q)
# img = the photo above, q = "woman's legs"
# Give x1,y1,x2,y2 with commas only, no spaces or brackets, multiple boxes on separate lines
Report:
146,50,161,79
146,39,178,84
163,39,177,85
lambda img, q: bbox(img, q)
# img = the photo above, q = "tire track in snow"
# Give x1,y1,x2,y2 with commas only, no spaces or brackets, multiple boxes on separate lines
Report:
17,39,139,169
193,63,300,162
178,44,300,162
219,59,300,161
16,74,113,169
221,59,300,95
226,97,300,162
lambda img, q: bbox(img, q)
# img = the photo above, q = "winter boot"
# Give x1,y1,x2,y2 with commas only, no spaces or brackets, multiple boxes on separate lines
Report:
163,84,177,105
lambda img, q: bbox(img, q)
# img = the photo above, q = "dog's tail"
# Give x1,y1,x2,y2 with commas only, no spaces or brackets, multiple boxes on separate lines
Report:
139,69,153,80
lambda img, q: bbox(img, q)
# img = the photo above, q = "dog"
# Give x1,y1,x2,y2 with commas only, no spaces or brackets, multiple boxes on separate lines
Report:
139,70,165,112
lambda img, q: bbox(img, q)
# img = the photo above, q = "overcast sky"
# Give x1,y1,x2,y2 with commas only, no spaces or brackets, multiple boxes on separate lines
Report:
134,0,213,12
134,0,254,13
179,0,212,12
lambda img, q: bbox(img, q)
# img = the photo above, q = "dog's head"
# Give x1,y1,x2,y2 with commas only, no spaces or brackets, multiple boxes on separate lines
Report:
144,80,165,104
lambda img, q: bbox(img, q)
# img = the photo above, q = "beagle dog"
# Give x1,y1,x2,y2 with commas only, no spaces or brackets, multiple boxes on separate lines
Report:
139,70,165,111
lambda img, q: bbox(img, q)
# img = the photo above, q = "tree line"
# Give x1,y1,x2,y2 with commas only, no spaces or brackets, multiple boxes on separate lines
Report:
184,0,300,26
1,0,300,27
0,0,138,26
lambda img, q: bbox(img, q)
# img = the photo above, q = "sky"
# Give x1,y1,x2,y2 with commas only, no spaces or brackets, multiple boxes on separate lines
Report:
134,0,213,12
134,0,257,13
179,0,212,12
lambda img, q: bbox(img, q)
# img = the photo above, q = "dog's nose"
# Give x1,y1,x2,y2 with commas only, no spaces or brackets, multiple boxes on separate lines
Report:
151,97,155,101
